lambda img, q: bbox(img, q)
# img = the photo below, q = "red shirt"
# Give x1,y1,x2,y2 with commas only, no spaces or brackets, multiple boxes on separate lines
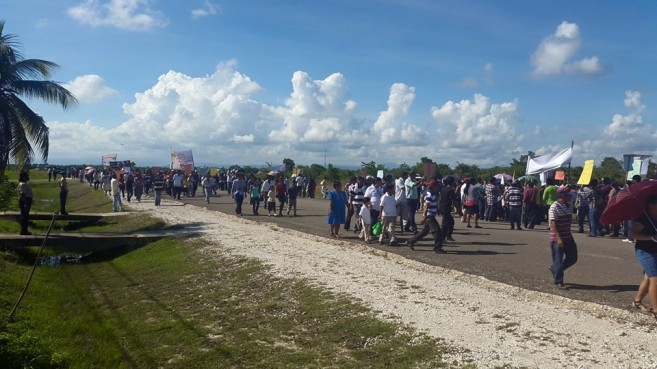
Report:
275,182,287,197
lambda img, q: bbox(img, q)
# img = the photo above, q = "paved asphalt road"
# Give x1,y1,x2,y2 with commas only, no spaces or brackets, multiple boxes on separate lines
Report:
167,191,643,311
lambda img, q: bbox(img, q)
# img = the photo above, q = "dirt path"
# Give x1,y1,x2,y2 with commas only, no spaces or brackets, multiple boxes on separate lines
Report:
129,198,657,368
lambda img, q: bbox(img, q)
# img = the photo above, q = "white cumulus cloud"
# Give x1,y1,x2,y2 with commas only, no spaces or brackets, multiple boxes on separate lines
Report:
68,0,168,31
575,90,656,163
191,1,220,19
44,62,535,167
430,94,522,163
531,21,602,77
269,71,359,147
65,75,119,102
372,83,425,144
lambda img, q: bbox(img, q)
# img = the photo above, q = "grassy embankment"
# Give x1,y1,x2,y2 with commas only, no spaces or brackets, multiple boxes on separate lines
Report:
0,170,469,368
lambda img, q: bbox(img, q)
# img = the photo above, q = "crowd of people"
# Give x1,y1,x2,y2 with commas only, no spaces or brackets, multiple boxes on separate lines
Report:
13,165,657,322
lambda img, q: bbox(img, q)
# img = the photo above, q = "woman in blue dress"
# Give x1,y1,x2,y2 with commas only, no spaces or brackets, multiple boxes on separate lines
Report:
327,180,348,238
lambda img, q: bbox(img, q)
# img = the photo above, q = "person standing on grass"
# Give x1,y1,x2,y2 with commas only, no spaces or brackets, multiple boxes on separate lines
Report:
406,179,443,252
111,173,123,212
379,184,399,246
153,172,165,206
548,185,577,289
59,175,69,215
327,180,348,238
17,172,33,235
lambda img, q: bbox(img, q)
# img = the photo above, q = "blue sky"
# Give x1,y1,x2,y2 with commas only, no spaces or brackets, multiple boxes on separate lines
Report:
4,0,657,168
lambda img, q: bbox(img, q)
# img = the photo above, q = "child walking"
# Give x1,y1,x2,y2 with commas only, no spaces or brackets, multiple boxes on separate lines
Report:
250,181,261,215
358,197,373,243
267,187,276,216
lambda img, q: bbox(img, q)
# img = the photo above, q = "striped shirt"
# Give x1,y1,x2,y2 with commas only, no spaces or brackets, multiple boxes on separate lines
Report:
504,187,523,207
485,183,499,205
576,187,593,208
548,200,574,243
350,184,366,206
424,190,438,217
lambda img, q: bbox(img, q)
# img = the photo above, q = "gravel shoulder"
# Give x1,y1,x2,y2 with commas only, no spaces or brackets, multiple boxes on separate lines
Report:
128,199,657,368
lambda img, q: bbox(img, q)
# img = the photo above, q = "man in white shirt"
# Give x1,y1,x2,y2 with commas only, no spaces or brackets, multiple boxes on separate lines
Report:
405,172,423,233
364,177,383,225
261,175,274,201
395,172,408,234
172,171,184,199
111,174,123,212
379,184,399,245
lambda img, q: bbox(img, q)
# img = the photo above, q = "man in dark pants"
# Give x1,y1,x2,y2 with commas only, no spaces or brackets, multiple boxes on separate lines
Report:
406,179,443,252
17,172,33,235
59,175,69,215
549,185,578,289
440,176,456,242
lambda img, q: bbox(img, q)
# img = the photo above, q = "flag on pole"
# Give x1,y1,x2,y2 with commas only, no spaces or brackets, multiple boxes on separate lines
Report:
526,147,573,175
577,160,595,185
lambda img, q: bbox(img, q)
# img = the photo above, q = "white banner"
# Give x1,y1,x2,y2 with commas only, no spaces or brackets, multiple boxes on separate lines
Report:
526,147,572,175
102,153,117,167
171,150,194,174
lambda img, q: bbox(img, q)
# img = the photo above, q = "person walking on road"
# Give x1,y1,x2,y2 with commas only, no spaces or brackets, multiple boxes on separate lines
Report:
111,174,123,212
406,179,443,252
327,180,347,238
440,176,456,242
548,185,577,289
629,194,657,320
379,184,399,246
232,172,247,216
153,172,165,206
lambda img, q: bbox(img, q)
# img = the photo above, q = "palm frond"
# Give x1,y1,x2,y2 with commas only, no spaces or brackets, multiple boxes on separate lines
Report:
14,59,59,79
13,80,78,110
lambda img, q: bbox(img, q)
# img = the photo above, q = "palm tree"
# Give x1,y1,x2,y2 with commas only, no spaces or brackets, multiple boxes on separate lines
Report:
0,21,77,180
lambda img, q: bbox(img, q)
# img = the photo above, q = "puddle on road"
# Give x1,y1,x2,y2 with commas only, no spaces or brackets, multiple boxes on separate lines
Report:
40,255,82,266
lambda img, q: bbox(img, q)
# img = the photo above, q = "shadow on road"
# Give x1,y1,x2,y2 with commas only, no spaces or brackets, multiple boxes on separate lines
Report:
467,241,524,246
565,283,639,293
